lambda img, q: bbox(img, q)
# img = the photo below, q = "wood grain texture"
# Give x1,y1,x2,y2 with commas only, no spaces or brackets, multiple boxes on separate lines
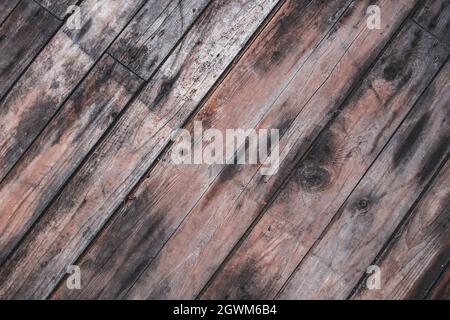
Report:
109,0,212,79
52,0,357,300
0,0,60,100
0,0,20,25
427,265,450,300
353,160,449,300
0,54,142,266
414,0,450,46
278,60,450,300
202,19,448,300
0,0,145,183
122,0,427,300
0,0,280,300
35,0,79,19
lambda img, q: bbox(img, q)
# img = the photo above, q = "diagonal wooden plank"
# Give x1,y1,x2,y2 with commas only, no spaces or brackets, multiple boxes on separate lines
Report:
278,60,450,300
51,0,356,300
0,0,61,100
0,0,281,300
0,0,20,25
109,0,212,80
119,1,428,300
352,160,449,300
426,264,449,299
0,54,142,266
35,0,79,20
0,0,146,183
414,0,450,46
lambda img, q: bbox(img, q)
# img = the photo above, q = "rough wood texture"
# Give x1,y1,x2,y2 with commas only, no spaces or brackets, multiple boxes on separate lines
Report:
0,54,142,266
124,1,427,300
353,160,450,300
414,0,450,46
0,0,145,183
0,0,280,299
36,0,79,20
278,60,450,300
53,0,356,300
427,265,450,300
109,0,212,79
0,0,20,25
0,0,60,100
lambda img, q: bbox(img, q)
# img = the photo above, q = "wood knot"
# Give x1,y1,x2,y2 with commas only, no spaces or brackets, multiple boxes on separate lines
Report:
353,197,371,214
297,166,331,193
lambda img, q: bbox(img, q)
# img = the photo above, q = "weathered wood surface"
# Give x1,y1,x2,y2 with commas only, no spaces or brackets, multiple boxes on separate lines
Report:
0,0,60,100
278,60,450,300
0,54,142,266
202,19,448,300
0,0,145,183
414,0,450,46
36,0,79,20
427,265,449,300
0,0,280,299
52,0,357,300
0,0,20,25
109,0,212,79
353,160,449,300
121,1,427,300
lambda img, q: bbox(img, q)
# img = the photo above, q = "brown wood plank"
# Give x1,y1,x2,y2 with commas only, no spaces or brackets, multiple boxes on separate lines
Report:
0,54,142,266
202,20,448,300
414,0,450,46
352,160,449,300
0,0,20,25
0,0,281,299
35,0,79,20
0,0,145,183
427,264,450,300
114,1,426,300
278,60,450,300
0,0,60,100
109,0,212,79
52,0,356,299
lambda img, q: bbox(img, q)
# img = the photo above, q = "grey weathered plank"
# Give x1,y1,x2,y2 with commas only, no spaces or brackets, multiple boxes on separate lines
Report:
52,0,354,299
35,0,79,19
123,1,427,300
414,0,450,46
0,0,60,100
0,0,20,25
0,0,145,183
0,54,142,266
202,20,448,300
0,0,281,299
278,60,450,300
109,0,212,79
353,160,449,300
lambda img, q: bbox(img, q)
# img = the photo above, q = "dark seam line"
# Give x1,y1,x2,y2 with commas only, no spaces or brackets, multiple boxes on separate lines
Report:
411,17,450,51
44,0,218,299
32,0,62,21
0,0,22,27
425,260,450,299
348,153,450,300
108,53,146,81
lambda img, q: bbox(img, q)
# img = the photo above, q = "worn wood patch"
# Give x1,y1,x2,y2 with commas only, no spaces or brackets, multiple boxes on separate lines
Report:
109,0,212,79
35,0,79,20
52,0,354,299
353,160,449,299
0,0,60,100
278,60,450,300
0,0,20,25
0,0,144,183
414,0,450,46
0,54,142,266
427,264,450,300
0,0,280,299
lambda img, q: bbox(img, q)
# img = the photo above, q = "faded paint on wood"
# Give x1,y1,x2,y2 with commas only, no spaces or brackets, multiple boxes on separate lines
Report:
0,0,280,299
278,60,450,300
109,0,212,79
0,0,60,100
0,0,144,182
0,54,142,265
353,160,450,299
52,0,358,299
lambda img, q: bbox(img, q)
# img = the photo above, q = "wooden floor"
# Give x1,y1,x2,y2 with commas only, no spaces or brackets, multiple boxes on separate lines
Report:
0,0,448,300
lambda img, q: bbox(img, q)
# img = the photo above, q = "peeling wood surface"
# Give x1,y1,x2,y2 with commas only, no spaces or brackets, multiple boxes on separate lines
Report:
0,0,448,300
